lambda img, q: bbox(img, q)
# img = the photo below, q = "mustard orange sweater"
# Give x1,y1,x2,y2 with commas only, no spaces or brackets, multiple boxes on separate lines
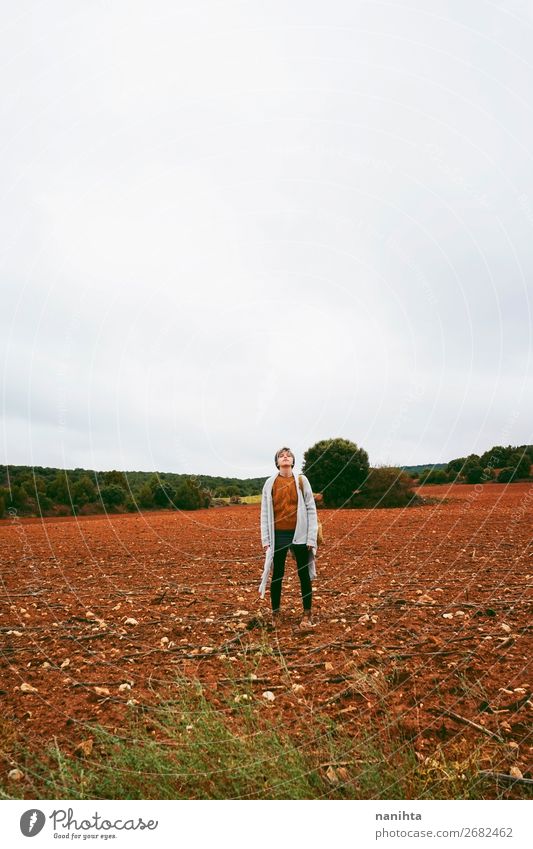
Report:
272,473,298,530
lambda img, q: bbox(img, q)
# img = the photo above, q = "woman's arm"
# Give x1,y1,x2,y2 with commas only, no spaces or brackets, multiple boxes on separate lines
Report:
302,476,318,548
260,483,270,549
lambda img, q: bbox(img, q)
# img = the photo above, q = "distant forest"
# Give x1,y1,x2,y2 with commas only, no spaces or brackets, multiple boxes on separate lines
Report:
0,466,264,519
402,443,533,486
1,442,531,519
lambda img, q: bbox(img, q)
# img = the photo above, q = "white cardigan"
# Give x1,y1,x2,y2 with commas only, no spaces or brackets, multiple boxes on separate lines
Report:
258,468,318,599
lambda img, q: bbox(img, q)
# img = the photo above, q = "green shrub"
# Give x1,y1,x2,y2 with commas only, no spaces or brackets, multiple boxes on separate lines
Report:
101,470,129,489
137,482,154,508
153,481,177,507
302,437,369,508
46,471,71,504
496,454,530,482
508,452,531,479
424,469,448,484
351,466,417,508
174,478,206,510
466,465,484,484
71,475,97,506
9,484,29,511
99,484,127,508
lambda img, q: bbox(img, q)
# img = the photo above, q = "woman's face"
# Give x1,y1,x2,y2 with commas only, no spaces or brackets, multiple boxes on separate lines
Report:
277,450,294,468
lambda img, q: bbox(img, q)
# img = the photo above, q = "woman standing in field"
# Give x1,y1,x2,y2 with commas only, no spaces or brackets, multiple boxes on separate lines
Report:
259,447,318,631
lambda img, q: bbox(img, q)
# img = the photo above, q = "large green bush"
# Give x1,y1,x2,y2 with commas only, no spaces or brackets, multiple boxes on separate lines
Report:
302,437,369,508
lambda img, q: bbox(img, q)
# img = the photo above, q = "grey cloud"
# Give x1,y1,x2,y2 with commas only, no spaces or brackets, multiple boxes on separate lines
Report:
2,1,532,476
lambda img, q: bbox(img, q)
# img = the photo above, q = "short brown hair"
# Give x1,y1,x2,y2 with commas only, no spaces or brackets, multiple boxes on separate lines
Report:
274,447,295,469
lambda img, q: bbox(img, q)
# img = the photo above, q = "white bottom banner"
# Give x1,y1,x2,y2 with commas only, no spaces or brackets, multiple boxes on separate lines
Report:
2,799,531,848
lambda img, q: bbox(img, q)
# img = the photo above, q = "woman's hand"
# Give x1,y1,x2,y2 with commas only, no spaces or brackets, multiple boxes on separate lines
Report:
307,544,314,551
263,545,270,552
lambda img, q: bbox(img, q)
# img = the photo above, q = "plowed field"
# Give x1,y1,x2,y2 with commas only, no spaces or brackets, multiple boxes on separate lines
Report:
1,482,532,797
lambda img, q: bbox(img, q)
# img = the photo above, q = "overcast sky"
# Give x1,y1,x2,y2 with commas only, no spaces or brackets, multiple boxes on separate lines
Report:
2,0,532,478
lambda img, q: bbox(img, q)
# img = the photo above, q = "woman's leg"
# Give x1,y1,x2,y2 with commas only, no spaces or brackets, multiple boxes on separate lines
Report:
291,543,312,612
270,531,292,611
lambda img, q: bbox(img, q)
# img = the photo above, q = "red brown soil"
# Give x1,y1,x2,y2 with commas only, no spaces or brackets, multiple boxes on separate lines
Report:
1,482,532,794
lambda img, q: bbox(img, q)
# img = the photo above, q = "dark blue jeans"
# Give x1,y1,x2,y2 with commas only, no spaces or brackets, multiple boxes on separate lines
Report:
270,529,312,612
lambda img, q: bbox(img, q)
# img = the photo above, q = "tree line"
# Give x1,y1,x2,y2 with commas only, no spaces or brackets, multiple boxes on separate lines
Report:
407,443,533,485
0,440,531,519
0,467,263,518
